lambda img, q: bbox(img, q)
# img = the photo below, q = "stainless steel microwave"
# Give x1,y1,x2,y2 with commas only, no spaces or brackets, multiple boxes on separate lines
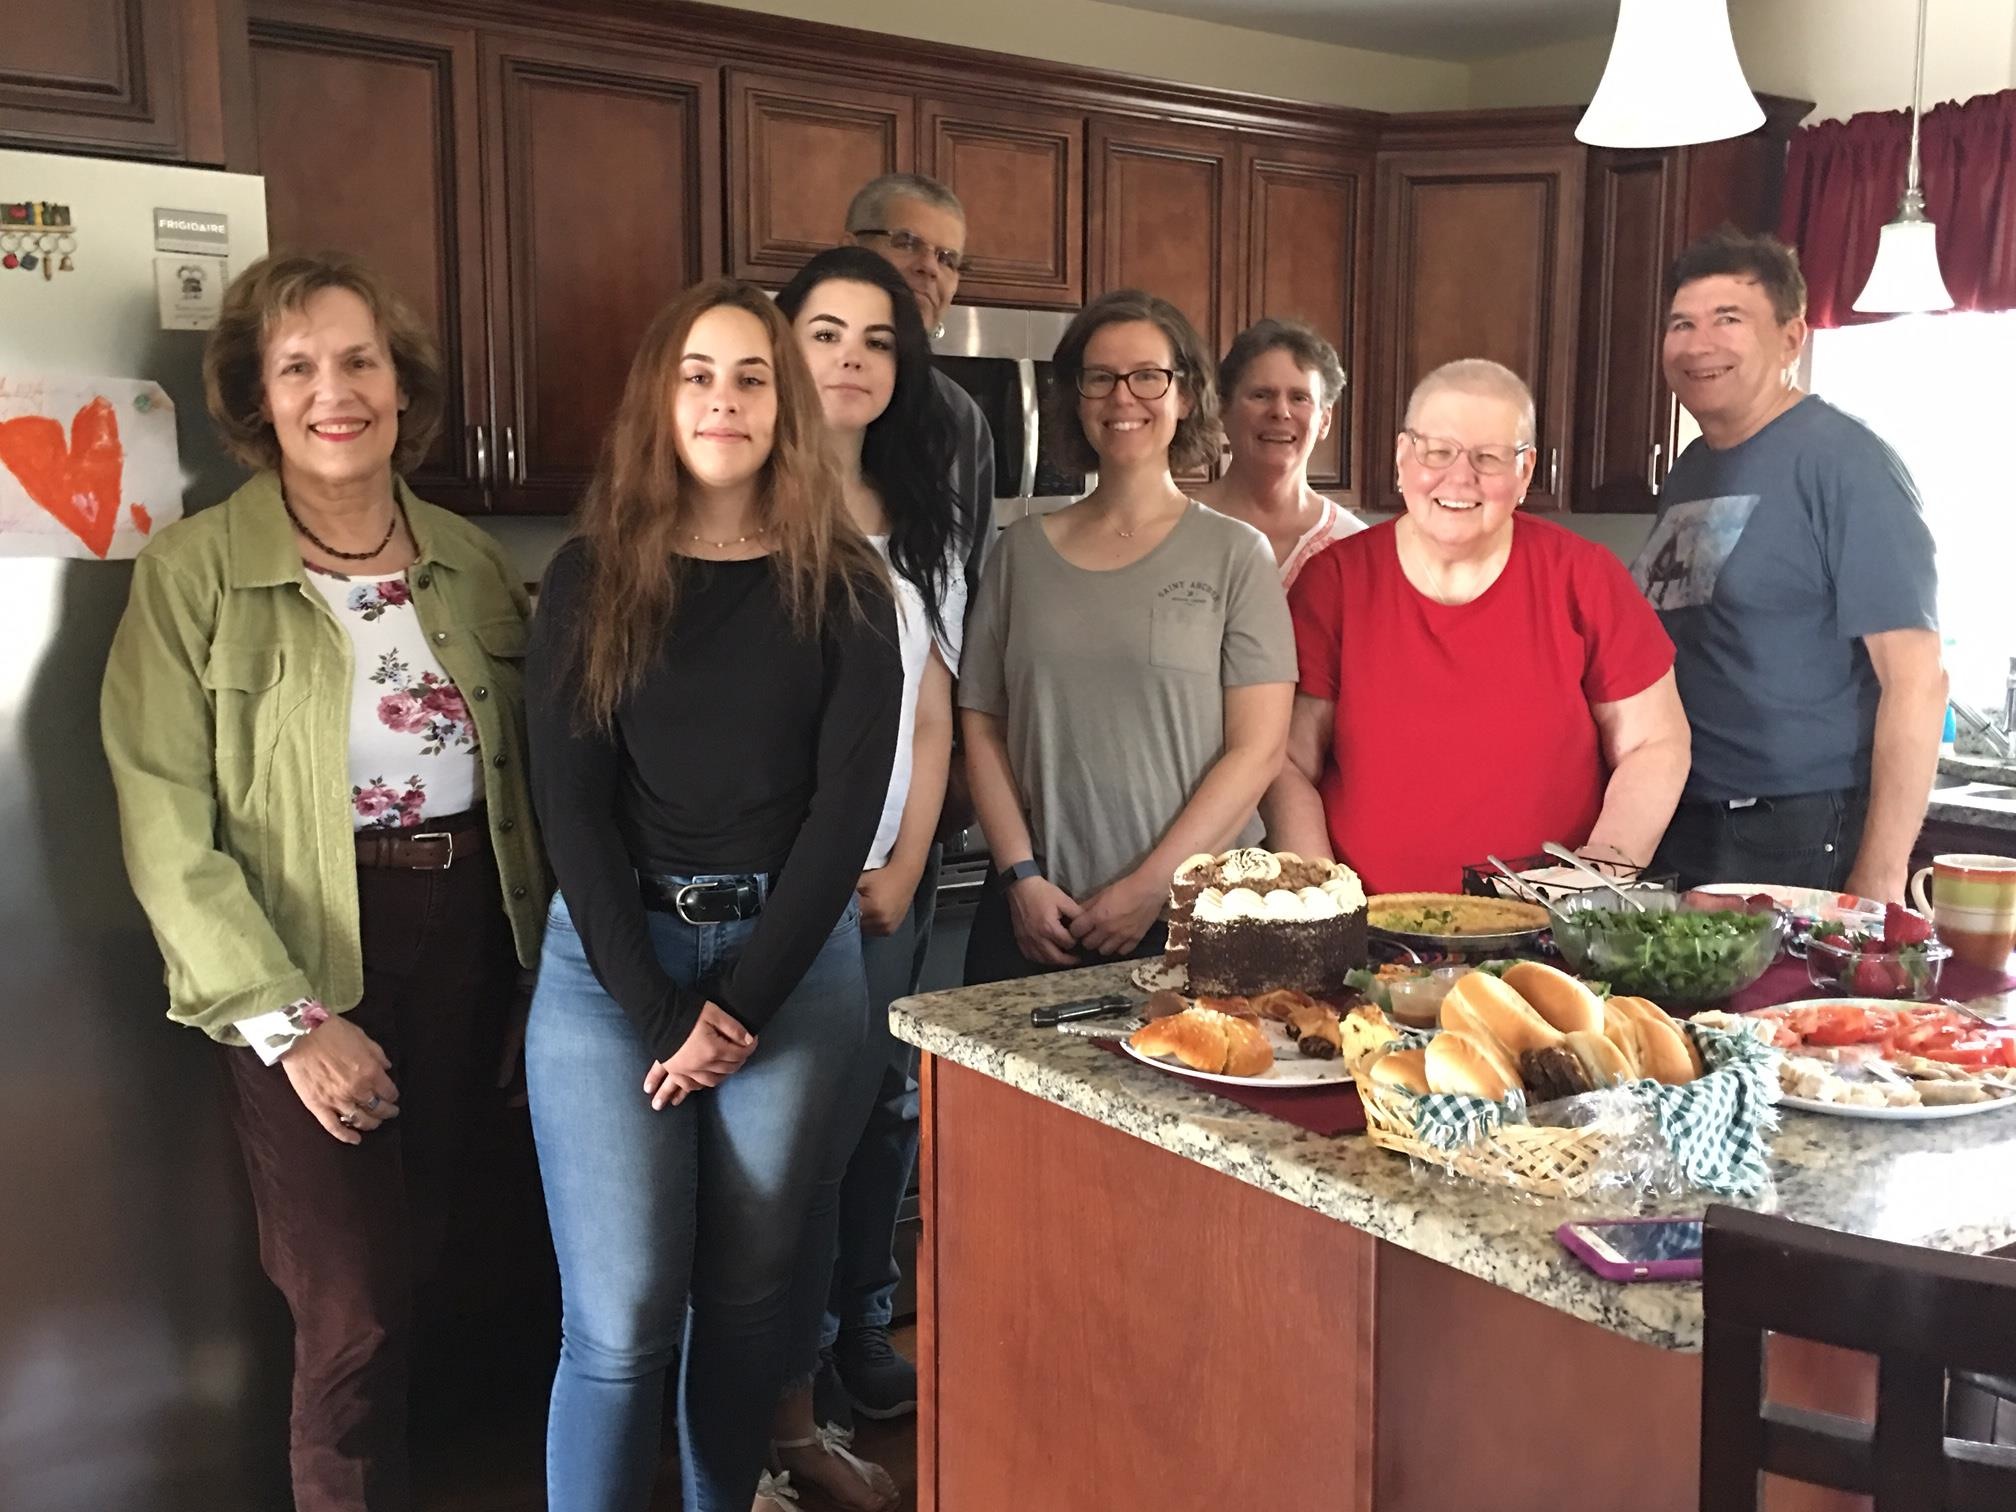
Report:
931,305,1088,524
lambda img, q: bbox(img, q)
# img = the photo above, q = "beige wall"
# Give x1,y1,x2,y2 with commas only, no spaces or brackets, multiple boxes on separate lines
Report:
700,0,1469,112
1469,0,2016,123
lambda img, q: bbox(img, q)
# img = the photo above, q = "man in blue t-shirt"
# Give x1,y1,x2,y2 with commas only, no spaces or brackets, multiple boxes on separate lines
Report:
1634,230,1944,900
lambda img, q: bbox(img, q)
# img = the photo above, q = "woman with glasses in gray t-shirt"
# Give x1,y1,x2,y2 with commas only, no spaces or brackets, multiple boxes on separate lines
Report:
958,289,1298,984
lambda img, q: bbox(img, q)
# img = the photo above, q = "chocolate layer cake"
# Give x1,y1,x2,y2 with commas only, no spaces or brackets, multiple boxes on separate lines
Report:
1167,848,1368,995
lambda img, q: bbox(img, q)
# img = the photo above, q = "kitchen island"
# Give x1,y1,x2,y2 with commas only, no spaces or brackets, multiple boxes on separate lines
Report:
892,962,2016,1512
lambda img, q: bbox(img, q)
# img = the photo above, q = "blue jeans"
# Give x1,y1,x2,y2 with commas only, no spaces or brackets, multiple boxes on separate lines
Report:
527,879,868,1512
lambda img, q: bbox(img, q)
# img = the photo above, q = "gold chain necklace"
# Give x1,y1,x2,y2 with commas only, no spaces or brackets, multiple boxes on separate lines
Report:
684,524,770,550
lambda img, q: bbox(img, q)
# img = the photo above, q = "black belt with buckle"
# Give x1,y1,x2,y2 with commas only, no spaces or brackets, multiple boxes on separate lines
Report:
638,872,773,924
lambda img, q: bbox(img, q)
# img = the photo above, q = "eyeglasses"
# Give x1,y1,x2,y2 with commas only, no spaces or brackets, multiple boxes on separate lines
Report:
854,228,965,274
1076,367,1177,400
1404,430,1532,476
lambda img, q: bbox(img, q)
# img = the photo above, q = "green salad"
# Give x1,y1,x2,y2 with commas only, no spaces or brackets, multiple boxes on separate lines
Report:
1552,906,1780,1004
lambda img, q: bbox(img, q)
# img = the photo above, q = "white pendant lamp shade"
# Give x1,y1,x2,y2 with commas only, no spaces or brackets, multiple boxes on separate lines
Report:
1852,0,1955,314
1854,205,1954,314
1576,0,1765,148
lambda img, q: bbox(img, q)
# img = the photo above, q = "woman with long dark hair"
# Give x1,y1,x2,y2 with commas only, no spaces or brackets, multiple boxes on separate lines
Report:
522,278,902,1512
762,247,963,1509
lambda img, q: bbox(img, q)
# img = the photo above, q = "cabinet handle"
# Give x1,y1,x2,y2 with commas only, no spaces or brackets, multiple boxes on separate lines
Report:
1549,447,1560,498
472,423,490,485
1648,442,1663,495
503,424,520,486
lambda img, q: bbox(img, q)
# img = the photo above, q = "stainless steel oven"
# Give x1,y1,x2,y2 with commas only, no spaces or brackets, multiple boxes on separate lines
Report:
931,305,1089,524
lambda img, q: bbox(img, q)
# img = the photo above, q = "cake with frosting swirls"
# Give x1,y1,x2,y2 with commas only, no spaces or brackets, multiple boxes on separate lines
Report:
1165,848,1368,995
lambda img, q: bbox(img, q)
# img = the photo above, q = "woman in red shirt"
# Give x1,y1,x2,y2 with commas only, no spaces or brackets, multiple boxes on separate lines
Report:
1264,359,1690,892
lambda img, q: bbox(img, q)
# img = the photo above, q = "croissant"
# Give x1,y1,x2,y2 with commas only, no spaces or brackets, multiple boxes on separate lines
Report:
1129,1008,1274,1077
1222,1014,1276,1077
1286,1001,1343,1060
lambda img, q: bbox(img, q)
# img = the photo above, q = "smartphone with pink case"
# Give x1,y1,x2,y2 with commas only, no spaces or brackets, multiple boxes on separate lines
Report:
1555,1217,1704,1281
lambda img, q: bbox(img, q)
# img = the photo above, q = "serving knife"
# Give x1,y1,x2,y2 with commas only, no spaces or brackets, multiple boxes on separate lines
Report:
1030,992,1138,1027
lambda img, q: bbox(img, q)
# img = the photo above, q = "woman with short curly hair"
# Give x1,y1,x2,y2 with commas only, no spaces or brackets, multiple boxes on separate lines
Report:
102,250,544,1512
959,289,1297,982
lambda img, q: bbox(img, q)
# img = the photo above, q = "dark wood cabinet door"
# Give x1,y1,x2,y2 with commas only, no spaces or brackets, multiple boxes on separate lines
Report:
1577,149,1682,514
728,70,912,284
0,0,236,161
921,96,1082,307
1237,136,1373,501
1369,146,1584,511
482,37,721,515
1088,117,1240,355
249,3,489,508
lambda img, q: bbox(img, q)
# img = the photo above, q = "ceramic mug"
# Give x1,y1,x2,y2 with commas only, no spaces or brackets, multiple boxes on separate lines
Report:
1909,853,2016,969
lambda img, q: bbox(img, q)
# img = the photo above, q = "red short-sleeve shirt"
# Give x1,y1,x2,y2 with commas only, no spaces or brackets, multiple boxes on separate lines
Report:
1290,516,1674,893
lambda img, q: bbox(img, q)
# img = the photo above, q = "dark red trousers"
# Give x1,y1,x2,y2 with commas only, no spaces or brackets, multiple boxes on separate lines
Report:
219,837,516,1512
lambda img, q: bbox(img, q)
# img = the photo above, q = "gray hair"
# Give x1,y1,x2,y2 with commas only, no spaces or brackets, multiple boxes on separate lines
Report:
845,173,965,234
1403,358,1536,447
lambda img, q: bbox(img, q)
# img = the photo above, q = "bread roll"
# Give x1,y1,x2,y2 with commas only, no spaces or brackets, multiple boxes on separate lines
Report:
1599,998,1645,1075
1365,1045,1430,1095
1499,961,1605,1035
1426,1030,1522,1101
1222,1015,1276,1078
1441,971,1564,1056
1608,998,1697,1086
1129,1009,1231,1073
1434,991,1524,1089
1564,1029,1633,1088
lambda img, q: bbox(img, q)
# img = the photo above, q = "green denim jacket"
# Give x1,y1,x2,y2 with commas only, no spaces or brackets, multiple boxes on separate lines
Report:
102,471,547,1043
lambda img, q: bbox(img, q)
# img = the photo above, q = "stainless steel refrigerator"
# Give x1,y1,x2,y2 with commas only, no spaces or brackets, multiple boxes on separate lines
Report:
0,147,284,1512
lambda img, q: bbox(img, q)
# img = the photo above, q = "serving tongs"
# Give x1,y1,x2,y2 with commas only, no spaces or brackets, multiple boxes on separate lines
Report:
1541,841,1648,912
1030,992,1139,1028
1485,853,1550,908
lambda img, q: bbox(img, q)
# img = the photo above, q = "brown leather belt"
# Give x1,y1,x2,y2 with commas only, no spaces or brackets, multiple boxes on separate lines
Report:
354,807,488,871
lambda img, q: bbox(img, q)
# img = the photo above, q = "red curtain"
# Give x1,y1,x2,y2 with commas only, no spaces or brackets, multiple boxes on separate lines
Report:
1778,88,2016,327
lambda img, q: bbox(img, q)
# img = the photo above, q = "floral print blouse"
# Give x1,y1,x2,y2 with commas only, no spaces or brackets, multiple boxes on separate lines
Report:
306,565,484,828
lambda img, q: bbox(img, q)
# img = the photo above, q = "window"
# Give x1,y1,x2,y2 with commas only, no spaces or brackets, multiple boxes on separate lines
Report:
1808,312,2016,714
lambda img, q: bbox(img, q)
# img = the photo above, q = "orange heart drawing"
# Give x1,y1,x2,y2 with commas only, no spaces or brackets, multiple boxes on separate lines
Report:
0,397,127,559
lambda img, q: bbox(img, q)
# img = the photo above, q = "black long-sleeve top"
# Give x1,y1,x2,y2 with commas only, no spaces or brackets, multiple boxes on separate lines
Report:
526,540,902,1058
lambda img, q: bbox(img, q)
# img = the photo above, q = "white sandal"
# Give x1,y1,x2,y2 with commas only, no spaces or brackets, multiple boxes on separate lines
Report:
753,1468,803,1511
772,1422,898,1512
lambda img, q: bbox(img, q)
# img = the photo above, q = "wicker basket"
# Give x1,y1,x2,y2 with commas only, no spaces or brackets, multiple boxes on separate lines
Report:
1357,1081,1619,1199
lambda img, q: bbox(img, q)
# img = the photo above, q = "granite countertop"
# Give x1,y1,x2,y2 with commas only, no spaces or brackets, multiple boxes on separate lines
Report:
1929,753,2016,832
891,961,2016,1353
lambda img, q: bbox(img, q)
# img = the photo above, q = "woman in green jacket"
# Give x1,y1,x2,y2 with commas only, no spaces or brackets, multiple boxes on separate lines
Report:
101,251,544,1512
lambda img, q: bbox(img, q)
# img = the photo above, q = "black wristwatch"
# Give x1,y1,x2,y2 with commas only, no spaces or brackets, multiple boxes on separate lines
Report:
1002,858,1044,886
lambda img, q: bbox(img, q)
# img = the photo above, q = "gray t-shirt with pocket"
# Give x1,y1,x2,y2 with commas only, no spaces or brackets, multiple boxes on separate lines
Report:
959,502,1297,899
1632,396,1937,802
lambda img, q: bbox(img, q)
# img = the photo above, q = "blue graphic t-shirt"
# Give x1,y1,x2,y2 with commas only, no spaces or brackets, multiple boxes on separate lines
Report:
1632,397,1937,802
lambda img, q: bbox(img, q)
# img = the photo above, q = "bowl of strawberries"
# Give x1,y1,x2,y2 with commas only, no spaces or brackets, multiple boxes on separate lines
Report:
1804,903,1953,1000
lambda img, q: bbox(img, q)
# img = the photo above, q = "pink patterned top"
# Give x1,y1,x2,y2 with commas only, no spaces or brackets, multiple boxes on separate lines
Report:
305,564,483,828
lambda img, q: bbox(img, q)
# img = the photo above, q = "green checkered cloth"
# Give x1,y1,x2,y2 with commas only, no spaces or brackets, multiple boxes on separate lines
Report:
1389,1023,1780,1196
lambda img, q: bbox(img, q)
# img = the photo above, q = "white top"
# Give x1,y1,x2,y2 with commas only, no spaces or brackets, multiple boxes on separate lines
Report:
1279,495,1366,589
864,534,966,871
306,565,483,829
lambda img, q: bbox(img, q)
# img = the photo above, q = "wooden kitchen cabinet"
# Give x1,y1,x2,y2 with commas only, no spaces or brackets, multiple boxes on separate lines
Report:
0,0,253,165
1236,135,1374,500
1088,116,1241,356
727,70,913,284
250,4,490,507
1576,101,1807,512
480,35,720,513
251,3,721,515
921,95,1082,308
1368,143,1585,511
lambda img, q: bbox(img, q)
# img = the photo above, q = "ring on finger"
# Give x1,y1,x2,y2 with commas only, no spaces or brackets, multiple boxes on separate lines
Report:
339,1112,358,1128
363,1093,381,1111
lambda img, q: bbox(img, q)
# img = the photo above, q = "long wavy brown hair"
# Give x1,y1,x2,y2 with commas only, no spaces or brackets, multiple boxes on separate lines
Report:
567,278,886,728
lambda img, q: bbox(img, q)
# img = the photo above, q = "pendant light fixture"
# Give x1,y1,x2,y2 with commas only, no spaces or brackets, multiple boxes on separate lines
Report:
1852,0,1954,314
1576,0,1764,148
